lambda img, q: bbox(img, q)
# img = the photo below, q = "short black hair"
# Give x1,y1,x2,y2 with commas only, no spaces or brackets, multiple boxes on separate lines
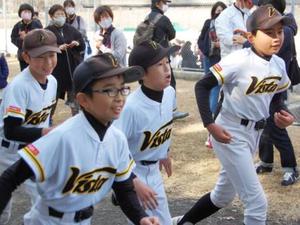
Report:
48,4,67,17
18,3,34,18
258,0,286,14
94,5,114,23
63,0,75,8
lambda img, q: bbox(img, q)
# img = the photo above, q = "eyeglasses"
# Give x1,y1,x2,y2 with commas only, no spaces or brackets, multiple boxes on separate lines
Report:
91,86,131,97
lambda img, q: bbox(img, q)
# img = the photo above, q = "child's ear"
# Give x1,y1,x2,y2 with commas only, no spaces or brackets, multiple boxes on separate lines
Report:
22,52,30,64
247,32,254,44
76,93,89,109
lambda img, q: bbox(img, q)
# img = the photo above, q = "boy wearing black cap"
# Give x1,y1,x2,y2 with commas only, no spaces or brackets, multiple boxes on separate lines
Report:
114,41,179,225
0,53,160,225
11,3,43,71
0,28,60,224
173,5,294,225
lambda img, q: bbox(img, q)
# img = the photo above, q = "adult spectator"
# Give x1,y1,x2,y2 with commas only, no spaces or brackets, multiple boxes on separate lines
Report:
215,0,257,58
11,3,42,71
181,41,199,70
256,0,299,186
93,5,127,66
63,0,91,59
150,0,188,120
46,4,85,117
198,1,227,148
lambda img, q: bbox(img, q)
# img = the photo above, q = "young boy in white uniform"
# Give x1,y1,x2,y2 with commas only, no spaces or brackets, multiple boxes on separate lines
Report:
0,29,59,224
0,53,160,225
114,41,179,225
173,5,294,225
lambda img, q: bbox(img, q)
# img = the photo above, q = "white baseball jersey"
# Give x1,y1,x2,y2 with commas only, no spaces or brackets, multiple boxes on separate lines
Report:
0,67,57,168
19,112,135,212
0,67,57,145
210,48,290,121
113,86,175,161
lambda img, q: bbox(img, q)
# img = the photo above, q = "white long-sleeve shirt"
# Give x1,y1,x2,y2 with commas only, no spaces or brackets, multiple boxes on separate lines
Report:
215,4,248,58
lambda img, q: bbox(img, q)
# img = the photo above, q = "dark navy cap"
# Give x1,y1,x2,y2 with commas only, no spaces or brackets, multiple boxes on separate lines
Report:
246,4,291,32
73,53,145,93
128,41,180,69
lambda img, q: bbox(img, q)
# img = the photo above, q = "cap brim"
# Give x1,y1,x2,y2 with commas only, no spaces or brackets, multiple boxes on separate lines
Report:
259,16,292,31
28,46,61,57
95,66,145,83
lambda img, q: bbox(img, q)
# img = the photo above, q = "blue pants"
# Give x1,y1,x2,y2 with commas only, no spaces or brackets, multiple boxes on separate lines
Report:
203,56,221,114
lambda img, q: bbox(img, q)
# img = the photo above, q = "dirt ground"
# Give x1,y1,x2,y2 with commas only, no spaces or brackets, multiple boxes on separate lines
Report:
5,58,300,225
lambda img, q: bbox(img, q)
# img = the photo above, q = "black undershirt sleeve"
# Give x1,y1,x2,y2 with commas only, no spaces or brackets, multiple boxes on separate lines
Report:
4,116,43,143
112,174,148,225
194,72,219,127
0,159,33,214
270,93,290,114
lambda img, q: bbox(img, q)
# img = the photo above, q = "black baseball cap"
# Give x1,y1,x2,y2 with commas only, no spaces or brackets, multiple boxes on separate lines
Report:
23,29,61,57
73,53,145,93
129,41,180,69
246,4,291,32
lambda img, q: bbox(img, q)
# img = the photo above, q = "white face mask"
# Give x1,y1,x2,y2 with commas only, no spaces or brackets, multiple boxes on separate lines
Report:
162,4,169,13
99,17,113,29
53,16,66,27
241,7,251,16
65,7,75,15
21,11,32,21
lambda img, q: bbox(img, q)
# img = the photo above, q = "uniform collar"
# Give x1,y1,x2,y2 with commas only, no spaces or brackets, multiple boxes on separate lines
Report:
141,85,163,103
83,110,111,141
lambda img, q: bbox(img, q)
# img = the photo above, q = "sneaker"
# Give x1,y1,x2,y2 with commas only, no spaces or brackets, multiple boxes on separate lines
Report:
171,216,193,225
172,216,182,225
281,171,299,186
205,136,213,149
255,162,273,174
173,111,189,120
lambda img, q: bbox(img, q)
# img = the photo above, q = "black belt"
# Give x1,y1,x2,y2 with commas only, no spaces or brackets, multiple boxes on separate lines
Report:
48,206,94,222
1,139,26,150
241,118,266,130
140,160,158,166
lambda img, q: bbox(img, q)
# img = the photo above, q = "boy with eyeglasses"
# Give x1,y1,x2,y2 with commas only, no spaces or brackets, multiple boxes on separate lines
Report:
0,53,160,225
114,41,179,225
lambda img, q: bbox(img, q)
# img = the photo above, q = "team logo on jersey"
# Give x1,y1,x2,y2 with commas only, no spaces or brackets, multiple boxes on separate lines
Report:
24,101,56,125
24,144,40,156
268,6,276,17
62,167,116,194
6,106,23,116
140,120,172,151
212,64,224,84
246,76,281,95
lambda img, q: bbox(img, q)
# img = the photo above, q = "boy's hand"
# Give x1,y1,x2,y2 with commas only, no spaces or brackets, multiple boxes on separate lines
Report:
207,123,232,144
140,216,160,225
133,178,158,210
233,34,247,45
159,152,172,177
274,110,294,129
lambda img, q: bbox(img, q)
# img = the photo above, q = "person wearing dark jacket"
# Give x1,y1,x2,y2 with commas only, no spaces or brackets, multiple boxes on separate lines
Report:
150,0,188,120
11,3,43,71
46,4,85,117
255,0,299,186
0,54,9,104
